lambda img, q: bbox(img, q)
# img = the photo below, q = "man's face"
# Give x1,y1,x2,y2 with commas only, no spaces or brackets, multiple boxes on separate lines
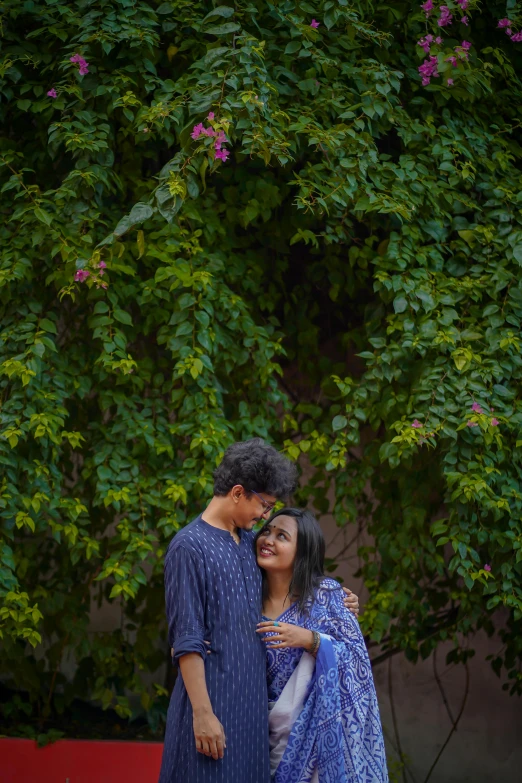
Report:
232,486,277,530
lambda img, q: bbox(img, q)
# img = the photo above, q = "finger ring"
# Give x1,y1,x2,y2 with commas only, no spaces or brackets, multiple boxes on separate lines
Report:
273,621,280,627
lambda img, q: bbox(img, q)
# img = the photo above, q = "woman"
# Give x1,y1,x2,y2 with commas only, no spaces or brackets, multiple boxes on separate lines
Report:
255,508,388,783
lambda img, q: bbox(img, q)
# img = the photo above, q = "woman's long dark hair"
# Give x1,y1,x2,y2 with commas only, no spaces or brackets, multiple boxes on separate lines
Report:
255,507,326,614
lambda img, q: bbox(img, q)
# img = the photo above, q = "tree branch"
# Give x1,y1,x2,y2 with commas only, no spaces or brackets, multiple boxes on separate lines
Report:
422,661,470,783
388,656,407,783
433,646,455,725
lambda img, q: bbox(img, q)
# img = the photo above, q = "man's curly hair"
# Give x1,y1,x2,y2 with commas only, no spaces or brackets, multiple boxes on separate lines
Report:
213,438,298,499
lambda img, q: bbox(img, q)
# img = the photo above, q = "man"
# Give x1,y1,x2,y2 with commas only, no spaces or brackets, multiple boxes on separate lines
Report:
158,438,358,783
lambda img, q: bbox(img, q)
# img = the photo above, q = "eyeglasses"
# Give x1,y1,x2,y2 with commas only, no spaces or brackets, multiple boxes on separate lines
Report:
248,489,276,514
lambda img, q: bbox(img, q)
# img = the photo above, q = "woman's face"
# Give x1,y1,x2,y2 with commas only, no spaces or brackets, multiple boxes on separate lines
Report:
256,515,298,573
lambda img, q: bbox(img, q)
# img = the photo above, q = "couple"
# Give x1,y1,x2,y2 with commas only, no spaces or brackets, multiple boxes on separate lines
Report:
158,439,388,783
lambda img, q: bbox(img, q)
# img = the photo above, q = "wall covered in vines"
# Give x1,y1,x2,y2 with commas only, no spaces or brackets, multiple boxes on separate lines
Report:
1,0,521,742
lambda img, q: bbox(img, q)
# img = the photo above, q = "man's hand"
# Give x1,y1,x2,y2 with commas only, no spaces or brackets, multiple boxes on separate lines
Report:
178,653,223,760
193,708,226,760
342,587,359,617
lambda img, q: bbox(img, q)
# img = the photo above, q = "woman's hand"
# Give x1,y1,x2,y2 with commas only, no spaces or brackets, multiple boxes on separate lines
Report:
342,587,359,617
256,621,314,650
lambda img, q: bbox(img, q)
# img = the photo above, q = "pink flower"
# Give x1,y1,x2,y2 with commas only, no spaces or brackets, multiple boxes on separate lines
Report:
446,56,457,66
491,418,499,426
490,407,494,412
202,126,216,137
418,55,439,85
435,36,442,44
466,420,477,427
498,18,511,28
438,6,453,27
461,16,468,25
412,419,423,429
214,148,230,162
417,36,433,54
47,88,57,98
484,564,491,572
191,123,204,140
471,402,482,413
70,53,89,75
457,0,468,9
421,0,433,17
214,130,227,151
456,41,471,59
74,269,90,283
511,32,522,42
447,78,454,86
506,29,512,35
310,19,320,28
207,112,215,120
98,260,107,276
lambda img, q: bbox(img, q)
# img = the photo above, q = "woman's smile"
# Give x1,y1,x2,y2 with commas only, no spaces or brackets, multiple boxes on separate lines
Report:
259,545,276,558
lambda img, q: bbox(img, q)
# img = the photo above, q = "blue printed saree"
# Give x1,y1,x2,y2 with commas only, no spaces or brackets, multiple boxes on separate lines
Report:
266,578,388,783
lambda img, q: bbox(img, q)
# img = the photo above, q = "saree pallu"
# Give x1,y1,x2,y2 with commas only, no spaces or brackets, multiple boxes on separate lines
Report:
266,578,388,783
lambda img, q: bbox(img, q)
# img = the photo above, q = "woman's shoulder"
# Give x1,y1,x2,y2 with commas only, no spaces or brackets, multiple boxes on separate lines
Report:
307,578,344,610
317,577,343,593
312,578,362,636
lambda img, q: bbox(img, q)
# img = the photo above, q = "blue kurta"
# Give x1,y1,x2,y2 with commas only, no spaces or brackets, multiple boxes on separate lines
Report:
158,516,270,783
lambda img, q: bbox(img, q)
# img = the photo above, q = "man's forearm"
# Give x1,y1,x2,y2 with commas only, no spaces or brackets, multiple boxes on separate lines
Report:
178,653,212,715
179,653,226,760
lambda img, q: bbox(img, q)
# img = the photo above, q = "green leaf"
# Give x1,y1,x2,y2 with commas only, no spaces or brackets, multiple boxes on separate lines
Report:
113,309,133,326
203,5,235,21
34,208,52,226
332,415,347,431
393,296,408,313
39,318,57,334
205,22,240,35
114,203,154,237
460,330,482,341
136,230,145,259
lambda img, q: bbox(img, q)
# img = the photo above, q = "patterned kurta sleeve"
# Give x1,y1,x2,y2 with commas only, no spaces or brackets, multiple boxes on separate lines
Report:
165,543,207,662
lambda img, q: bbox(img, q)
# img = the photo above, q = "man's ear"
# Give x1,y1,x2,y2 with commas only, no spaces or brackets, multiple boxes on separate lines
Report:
231,484,244,504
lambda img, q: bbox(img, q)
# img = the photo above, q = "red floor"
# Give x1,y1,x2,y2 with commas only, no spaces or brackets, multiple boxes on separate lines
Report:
0,737,163,783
